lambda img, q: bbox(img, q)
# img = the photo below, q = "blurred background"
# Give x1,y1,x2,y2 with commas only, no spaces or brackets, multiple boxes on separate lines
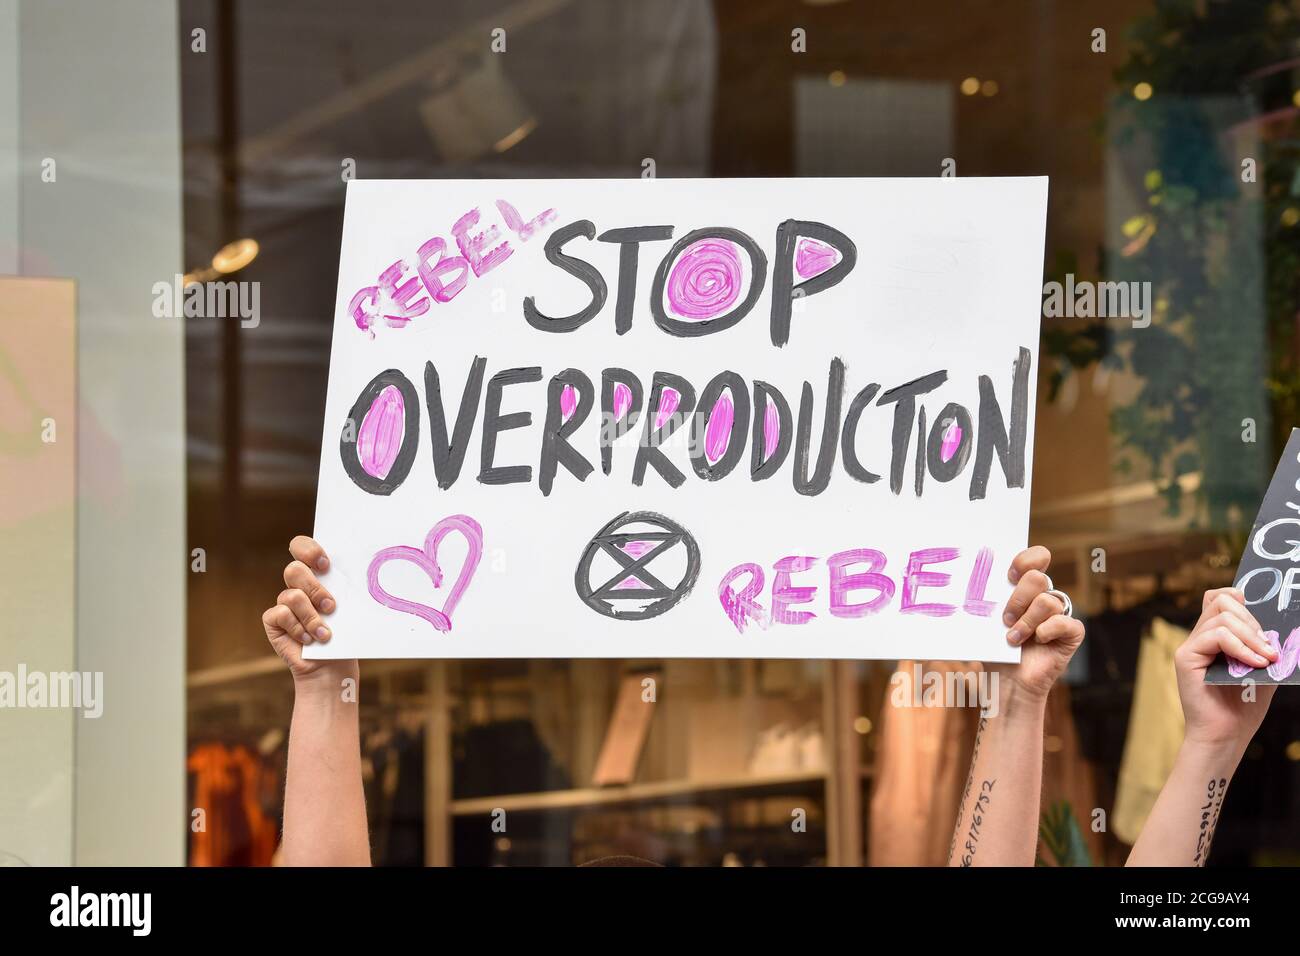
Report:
3,0,1300,866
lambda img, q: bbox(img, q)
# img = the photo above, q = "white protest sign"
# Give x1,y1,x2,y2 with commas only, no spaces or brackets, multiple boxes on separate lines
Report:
306,177,1047,661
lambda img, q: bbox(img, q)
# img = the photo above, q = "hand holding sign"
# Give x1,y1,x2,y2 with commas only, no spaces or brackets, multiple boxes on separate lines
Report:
261,536,355,685
1183,588,1277,742
990,546,1085,701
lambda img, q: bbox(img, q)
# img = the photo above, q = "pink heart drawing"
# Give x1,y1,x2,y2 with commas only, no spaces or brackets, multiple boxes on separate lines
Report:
367,515,483,633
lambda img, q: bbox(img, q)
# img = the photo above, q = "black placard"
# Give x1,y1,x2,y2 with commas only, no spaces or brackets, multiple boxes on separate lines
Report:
1206,427,1300,684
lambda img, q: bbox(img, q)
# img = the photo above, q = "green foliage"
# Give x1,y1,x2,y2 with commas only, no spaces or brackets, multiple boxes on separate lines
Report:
1036,799,1094,868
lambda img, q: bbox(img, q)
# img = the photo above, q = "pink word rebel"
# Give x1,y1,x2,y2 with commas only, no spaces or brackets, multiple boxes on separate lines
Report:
718,545,998,633
348,199,558,334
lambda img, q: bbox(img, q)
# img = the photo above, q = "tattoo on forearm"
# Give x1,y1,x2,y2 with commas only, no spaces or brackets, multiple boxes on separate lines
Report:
949,716,988,863
960,779,995,867
1193,777,1227,866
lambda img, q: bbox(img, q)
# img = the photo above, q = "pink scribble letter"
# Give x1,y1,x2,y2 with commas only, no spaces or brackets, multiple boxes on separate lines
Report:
452,208,512,277
496,199,557,242
416,236,469,303
900,547,959,617
771,555,818,625
828,549,894,618
719,563,767,634
349,286,379,333
377,259,430,328
962,546,996,617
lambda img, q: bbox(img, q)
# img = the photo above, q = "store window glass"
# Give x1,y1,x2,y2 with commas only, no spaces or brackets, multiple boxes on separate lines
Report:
5,0,1300,868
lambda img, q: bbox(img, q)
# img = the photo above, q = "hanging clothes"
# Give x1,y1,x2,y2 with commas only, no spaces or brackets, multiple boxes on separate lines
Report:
1112,617,1187,845
187,742,279,867
1071,606,1144,770
365,726,426,866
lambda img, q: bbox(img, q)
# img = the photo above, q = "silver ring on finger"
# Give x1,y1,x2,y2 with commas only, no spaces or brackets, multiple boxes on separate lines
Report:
1047,588,1073,619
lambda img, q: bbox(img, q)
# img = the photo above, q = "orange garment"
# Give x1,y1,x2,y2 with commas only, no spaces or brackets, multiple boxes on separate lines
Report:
188,743,279,866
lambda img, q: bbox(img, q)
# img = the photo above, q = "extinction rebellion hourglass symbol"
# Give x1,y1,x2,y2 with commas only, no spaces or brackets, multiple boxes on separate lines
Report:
575,512,701,621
